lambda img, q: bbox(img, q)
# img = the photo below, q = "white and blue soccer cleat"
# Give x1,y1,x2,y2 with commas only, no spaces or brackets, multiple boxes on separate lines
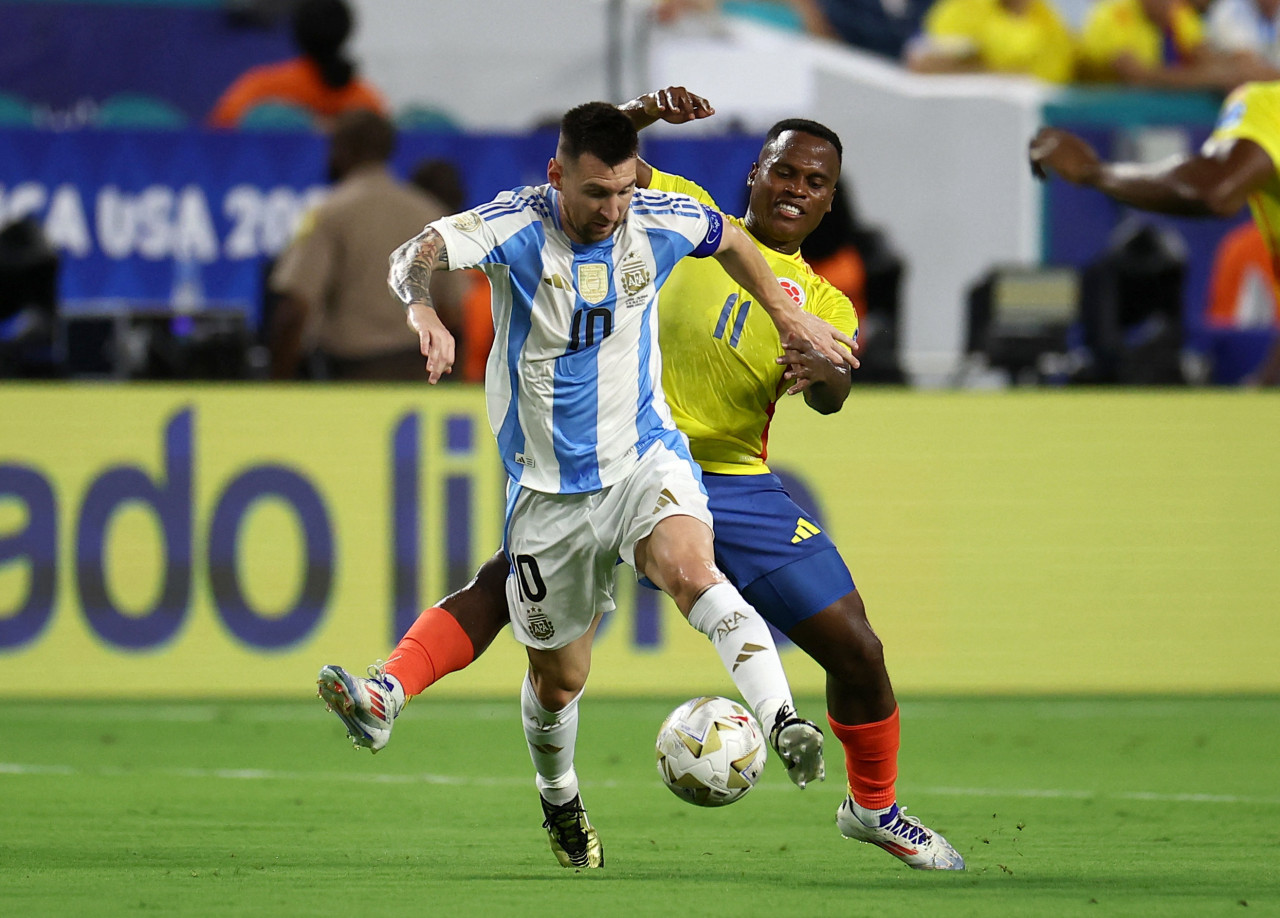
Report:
837,797,966,870
767,705,826,789
316,662,405,753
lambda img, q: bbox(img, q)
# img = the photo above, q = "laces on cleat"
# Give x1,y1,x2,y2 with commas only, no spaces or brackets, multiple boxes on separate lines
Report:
316,662,404,753
767,705,825,788
540,795,603,869
837,797,966,870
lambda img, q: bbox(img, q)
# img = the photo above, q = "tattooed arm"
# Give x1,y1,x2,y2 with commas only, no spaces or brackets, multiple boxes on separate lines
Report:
389,225,456,384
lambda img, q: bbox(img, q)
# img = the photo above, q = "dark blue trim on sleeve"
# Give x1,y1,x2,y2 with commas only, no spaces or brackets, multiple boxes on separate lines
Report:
690,207,724,258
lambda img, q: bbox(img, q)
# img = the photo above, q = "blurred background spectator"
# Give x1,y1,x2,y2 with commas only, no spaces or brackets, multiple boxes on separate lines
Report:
748,0,935,57
208,0,388,130
1078,0,1277,90
1205,0,1280,68
904,0,1076,83
267,109,463,381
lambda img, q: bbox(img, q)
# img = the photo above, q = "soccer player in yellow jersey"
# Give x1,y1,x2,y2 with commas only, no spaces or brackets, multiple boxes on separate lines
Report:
1029,80,1280,380
318,87,965,871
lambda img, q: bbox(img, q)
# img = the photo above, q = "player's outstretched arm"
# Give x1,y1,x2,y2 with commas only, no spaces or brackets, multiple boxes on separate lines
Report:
388,225,456,384
712,221,858,371
618,86,714,188
1028,127,1274,218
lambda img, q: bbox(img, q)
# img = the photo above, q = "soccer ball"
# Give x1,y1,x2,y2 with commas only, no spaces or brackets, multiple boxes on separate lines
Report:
655,696,766,807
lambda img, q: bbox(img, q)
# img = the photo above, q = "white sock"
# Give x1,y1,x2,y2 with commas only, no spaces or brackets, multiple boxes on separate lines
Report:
521,672,582,806
686,582,794,732
851,799,898,827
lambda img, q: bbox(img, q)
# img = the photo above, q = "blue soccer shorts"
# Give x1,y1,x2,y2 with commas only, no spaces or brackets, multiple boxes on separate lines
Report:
703,471,856,633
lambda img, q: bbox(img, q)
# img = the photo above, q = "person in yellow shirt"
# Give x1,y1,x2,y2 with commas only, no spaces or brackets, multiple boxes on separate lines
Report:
318,87,967,871
906,0,1076,84
1079,0,1271,89
1028,80,1280,379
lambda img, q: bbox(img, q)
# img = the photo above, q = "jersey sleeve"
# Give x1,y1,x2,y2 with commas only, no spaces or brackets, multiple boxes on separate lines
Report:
1205,82,1280,172
428,195,515,270
810,277,859,342
648,167,719,209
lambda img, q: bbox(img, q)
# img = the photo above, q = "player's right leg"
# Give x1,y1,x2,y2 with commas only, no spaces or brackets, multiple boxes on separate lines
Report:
524,623,604,869
505,486,614,869
786,593,963,870
704,471,963,869
317,552,510,752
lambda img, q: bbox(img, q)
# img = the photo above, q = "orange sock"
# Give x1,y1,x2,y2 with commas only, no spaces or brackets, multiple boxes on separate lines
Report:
827,707,900,810
384,607,475,697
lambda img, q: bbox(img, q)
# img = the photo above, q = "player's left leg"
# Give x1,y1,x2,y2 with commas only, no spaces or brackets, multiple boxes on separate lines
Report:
619,439,823,788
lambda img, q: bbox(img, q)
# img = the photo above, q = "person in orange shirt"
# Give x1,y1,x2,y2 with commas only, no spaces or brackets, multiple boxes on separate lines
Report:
207,0,387,130
1206,220,1279,327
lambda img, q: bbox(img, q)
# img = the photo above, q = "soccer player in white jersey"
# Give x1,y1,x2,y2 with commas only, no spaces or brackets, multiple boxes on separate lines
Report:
318,101,858,869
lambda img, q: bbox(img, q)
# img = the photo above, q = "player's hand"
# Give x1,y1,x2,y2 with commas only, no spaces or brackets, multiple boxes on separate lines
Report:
777,339,852,395
406,301,455,384
637,86,714,125
1029,127,1102,185
775,311,859,375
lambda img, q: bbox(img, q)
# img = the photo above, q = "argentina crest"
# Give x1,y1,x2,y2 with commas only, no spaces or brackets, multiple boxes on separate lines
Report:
526,607,556,641
619,251,651,296
577,263,609,304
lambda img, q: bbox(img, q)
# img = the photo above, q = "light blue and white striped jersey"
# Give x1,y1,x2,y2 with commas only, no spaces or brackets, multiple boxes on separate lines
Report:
431,182,724,494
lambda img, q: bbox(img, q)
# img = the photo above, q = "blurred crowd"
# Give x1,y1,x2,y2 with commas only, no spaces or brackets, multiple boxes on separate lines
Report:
659,0,1280,92
4,0,1280,386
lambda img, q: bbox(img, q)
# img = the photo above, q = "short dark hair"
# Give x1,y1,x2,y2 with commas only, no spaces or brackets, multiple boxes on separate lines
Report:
558,102,638,167
411,158,466,212
331,108,395,163
763,118,843,164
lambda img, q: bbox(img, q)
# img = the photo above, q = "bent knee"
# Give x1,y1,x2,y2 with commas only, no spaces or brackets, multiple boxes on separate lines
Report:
528,670,586,712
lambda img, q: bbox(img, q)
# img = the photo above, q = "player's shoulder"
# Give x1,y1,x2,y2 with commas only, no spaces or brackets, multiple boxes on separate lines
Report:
630,185,712,221
1216,81,1280,133
646,168,718,208
457,184,554,230
800,263,854,315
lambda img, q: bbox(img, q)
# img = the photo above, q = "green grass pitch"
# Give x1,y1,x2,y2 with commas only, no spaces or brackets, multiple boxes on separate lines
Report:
3,695,1278,917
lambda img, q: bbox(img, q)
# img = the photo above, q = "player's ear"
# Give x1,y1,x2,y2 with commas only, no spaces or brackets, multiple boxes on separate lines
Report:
548,157,563,190
746,162,759,186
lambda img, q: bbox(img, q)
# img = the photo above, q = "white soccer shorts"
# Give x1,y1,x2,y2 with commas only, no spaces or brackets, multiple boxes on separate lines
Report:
503,438,714,651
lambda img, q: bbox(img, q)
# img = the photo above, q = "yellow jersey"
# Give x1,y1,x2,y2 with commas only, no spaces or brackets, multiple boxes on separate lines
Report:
924,0,1076,84
1205,81,1280,294
651,168,858,476
1080,0,1203,79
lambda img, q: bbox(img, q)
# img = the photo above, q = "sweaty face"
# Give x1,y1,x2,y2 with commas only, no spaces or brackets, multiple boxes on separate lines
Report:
549,152,637,244
744,131,840,255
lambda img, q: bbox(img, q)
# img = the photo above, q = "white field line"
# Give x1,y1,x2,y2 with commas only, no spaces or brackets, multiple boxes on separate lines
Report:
3,762,1279,806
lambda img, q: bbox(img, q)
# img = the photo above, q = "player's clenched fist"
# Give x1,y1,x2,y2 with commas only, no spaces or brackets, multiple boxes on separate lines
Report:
1029,127,1102,185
